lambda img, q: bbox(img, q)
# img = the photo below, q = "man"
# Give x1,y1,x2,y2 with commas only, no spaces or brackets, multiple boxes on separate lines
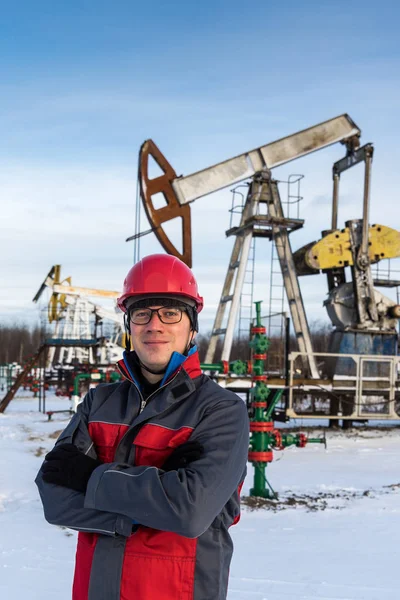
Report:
36,253,249,600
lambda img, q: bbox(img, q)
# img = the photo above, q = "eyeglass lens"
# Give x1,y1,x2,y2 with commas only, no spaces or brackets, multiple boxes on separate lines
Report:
129,307,183,325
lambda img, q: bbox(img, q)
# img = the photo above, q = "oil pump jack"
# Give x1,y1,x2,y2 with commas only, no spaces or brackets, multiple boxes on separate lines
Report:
32,265,124,366
130,114,400,420
294,145,400,369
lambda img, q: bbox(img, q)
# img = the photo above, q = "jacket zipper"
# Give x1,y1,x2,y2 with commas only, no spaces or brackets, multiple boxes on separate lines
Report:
112,368,191,534
115,370,182,464
128,369,181,412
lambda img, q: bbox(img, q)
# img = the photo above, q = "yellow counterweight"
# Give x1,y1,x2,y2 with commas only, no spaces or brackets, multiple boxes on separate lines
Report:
306,224,400,270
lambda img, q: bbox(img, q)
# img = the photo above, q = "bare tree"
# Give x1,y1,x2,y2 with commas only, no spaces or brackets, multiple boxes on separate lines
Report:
0,323,43,364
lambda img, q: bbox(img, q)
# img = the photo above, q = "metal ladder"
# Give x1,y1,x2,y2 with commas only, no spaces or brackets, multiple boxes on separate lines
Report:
268,230,286,335
229,187,256,344
266,229,286,372
267,178,319,378
238,238,256,343
267,175,303,373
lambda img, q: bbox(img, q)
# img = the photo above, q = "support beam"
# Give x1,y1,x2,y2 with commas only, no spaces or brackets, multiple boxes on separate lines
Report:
172,115,360,205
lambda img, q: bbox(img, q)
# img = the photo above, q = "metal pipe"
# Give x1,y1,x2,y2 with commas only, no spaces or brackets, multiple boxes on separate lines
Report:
332,173,340,230
361,147,373,261
42,348,46,414
73,373,92,397
284,316,290,412
200,363,224,373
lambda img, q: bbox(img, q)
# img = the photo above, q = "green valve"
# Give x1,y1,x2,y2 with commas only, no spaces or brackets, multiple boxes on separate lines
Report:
249,336,270,353
230,360,248,376
200,300,326,500
251,383,270,401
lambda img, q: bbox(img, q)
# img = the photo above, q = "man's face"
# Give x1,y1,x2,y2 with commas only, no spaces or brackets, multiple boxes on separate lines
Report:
129,305,194,371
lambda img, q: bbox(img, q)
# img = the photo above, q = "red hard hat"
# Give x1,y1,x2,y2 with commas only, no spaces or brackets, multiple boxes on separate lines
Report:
117,254,204,313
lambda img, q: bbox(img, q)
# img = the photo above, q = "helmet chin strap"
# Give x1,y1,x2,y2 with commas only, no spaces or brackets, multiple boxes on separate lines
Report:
185,329,196,353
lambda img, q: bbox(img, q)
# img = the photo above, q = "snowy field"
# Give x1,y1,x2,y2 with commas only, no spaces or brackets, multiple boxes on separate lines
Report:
1,391,400,600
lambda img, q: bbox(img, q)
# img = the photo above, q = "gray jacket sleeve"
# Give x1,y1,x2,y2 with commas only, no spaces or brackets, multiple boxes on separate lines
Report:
35,391,132,538
84,395,249,539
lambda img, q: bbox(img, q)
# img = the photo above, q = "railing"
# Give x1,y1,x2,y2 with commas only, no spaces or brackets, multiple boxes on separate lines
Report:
372,258,400,290
287,351,400,420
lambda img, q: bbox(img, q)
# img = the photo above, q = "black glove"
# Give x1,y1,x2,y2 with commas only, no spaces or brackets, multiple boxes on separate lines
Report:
162,440,204,471
42,443,101,493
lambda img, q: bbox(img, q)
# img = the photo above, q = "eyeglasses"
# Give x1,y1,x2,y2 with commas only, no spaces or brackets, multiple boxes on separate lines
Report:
129,306,186,325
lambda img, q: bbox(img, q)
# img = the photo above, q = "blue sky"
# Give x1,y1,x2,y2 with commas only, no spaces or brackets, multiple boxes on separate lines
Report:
1,0,399,333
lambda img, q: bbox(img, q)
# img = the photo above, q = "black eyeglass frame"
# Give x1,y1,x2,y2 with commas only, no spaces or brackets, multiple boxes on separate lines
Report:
128,306,186,325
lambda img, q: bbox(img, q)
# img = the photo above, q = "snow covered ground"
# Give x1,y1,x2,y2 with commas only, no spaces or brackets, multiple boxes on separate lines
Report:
1,391,400,600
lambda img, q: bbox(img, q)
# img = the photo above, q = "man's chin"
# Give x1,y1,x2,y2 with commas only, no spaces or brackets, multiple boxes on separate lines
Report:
140,357,170,373
137,348,173,373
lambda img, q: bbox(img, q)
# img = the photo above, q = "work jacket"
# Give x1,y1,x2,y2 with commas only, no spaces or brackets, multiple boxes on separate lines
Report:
35,349,249,600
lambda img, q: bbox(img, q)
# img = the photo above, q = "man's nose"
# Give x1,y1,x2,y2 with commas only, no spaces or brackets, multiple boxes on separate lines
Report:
146,311,164,329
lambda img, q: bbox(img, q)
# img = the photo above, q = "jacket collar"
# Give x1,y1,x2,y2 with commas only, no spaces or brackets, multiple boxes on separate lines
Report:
117,345,202,390
114,366,199,454
118,349,202,434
